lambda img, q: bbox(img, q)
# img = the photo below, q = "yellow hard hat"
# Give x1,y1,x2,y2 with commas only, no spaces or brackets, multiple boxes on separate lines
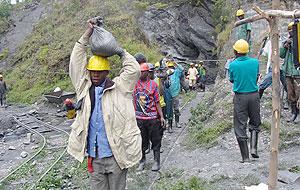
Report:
87,55,110,71
288,22,294,30
236,9,245,17
0,74,2,78
155,62,160,68
167,61,175,67
233,39,249,54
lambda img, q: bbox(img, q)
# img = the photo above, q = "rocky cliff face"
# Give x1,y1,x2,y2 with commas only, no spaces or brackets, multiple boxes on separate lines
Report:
138,1,216,61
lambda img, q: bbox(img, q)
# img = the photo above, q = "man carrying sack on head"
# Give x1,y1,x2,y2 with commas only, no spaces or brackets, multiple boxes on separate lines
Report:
67,17,142,190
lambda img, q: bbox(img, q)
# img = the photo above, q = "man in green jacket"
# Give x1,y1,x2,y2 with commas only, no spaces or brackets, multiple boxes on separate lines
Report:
67,18,142,190
236,9,252,54
280,22,300,123
229,39,261,163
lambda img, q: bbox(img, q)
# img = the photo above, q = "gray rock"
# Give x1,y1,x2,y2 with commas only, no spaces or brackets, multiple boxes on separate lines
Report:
20,151,28,158
31,145,39,150
8,146,16,150
23,133,33,145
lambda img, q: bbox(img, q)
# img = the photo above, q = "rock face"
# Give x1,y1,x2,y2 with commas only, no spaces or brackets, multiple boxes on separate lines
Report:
138,2,216,60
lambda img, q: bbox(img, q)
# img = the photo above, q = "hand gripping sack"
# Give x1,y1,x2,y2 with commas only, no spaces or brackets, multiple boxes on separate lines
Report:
90,24,123,57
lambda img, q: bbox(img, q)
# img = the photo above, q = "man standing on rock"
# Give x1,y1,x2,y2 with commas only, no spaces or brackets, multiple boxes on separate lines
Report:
280,22,300,123
229,39,261,163
0,74,7,107
133,63,165,171
67,18,142,190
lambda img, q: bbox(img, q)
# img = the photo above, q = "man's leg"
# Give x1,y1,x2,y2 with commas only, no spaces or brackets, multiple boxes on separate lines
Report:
189,79,193,90
149,119,162,171
173,96,180,128
0,93,3,106
107,157,127,190
293,78,300,123
286,77,298,122
248,92,261,158
137,119,149,170
234,94,250,163
90,158,109,190
258,71,272,99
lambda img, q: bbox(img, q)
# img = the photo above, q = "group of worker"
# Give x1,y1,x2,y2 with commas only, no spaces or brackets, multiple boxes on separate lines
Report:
187,62,206,91
228,9,300,163
66,17,206,190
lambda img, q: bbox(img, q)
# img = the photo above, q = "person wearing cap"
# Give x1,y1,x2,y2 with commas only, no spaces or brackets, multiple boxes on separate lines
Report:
236,9,252,53
280,22,300,123
229,39,261,163
165,60,184,132
133,63,166,171
188,63,198,90
67,18,142,190
134,53,147,64
0,74,7,107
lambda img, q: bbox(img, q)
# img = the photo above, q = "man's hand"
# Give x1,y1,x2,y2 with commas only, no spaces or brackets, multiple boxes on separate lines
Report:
284,39,292,48
160,118,166,128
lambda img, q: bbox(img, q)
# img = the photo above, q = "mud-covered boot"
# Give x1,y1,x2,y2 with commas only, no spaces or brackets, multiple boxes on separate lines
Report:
137,154,146,171
294,108,300,124
288,103,297,122
151,150,160,171
175,115,181,128
167,120,173,133
237,138,250,163
250,131,259,158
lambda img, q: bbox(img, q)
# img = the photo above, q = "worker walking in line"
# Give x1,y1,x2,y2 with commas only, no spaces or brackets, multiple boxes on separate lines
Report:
67,18,142,190
165,60,184,133
280,22,300,123
0,74,7,107
188,63,198,90
198,61,207,91
134,63,165,171
229,39,261,163
236,9,252,53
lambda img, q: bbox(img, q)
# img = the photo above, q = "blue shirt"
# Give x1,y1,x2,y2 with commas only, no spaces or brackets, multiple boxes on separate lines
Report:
87,82,113,158
169,64,184,97
229,56,259,93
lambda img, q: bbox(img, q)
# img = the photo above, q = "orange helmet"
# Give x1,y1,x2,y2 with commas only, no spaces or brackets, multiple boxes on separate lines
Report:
64,98,73,105
140,63,149,72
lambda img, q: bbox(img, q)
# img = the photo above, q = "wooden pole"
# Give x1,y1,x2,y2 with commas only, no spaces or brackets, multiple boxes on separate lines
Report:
268,0,280,189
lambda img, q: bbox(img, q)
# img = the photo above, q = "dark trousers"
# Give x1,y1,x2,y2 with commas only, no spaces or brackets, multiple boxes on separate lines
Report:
234,92,261,140
137,119,162,153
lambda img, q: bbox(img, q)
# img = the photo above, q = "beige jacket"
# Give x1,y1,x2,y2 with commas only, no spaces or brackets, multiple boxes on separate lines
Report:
67,33,142,169
188,67,198,80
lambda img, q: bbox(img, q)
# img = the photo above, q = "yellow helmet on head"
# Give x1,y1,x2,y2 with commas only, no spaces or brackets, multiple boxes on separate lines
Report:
0,74,3,78
154,62,160,68
236,9,245,17
288,22,294,30
233,39,249,54
87,55,110,71
167,61,175,67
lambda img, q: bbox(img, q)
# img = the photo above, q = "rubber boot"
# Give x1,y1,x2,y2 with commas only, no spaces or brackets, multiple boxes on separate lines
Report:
137,153,146,171
258,89,264,99
250,131,259,158
237,138,250,163
288,103,297,122
151,150,160,171
294,108,300,124
167,120,173,133
175,115,181,128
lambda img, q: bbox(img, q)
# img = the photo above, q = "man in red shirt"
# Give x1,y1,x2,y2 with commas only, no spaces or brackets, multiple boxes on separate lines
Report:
133,63,165,171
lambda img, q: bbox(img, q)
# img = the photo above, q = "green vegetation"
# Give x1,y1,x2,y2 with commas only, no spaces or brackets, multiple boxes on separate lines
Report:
155,170,212,190
260,121,271,132
5,0,161,104
289,166,300,173
0,0,11,33
0,48,9,61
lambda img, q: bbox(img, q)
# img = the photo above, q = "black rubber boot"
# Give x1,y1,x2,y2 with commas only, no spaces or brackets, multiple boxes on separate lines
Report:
151,150,160,171
137,153,146,171
175,115,180,128
258,89,264,99
250,131,259,158
237,138,250,163
288,103,297,122
167,120,173,133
